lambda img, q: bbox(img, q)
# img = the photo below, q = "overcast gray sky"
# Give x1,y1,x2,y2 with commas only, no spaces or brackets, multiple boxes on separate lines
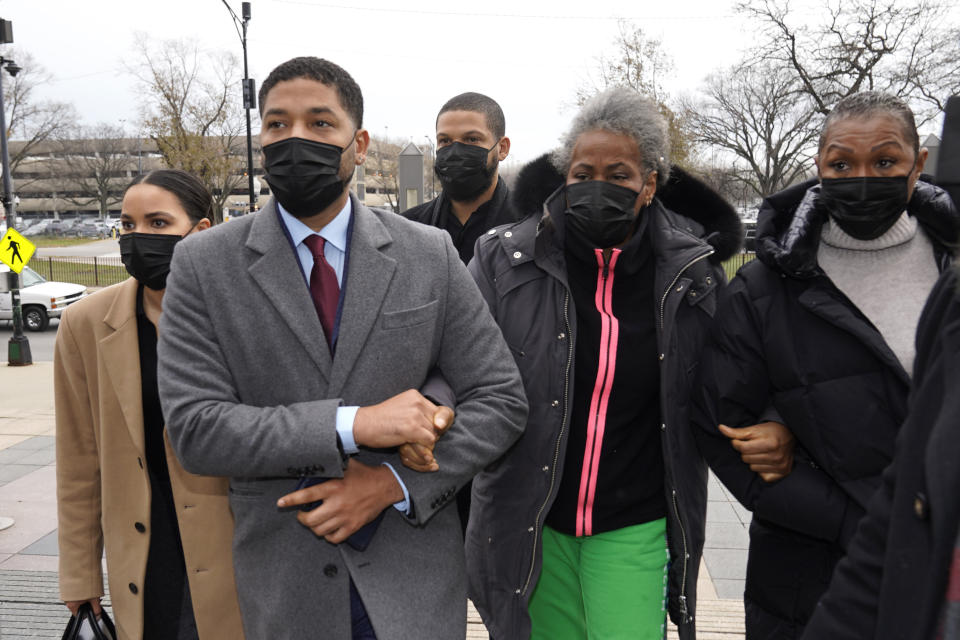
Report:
0,0,953,167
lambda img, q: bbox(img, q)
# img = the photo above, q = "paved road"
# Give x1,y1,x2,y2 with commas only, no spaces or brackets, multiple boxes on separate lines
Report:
0,322,59,362
34,238,119,258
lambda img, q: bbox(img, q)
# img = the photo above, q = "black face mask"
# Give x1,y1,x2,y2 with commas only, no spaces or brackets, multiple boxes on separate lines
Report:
434,141,499,201
263,136,353,218
563,181,641,249
819,176,911,240
120,232,186,291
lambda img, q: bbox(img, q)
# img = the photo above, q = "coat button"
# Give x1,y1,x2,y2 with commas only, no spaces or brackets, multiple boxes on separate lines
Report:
513,251,522,259
323,564,338,578
557,332,566,340
659,353,665,361
504,231,513,238
705,276,713,285
914,493,929,520
129,583,138,595
487,228,497,235
134,522,146,533
551,400,559,407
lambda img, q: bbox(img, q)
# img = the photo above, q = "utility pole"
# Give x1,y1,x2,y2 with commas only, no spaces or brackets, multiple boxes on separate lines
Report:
0,18,31,366
222,1,257,214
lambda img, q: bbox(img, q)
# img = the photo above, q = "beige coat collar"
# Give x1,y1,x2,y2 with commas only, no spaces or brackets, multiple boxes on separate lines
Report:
100,277,146,456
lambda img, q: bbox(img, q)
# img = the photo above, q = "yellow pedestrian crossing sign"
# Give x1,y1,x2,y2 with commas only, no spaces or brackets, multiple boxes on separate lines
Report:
1,228,35,273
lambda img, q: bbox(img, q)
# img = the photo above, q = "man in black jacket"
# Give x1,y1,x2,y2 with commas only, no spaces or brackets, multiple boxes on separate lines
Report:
404,92,519,531
403,92,518,265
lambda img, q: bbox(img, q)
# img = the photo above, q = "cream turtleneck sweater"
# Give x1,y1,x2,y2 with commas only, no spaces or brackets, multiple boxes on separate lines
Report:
817,212,939,377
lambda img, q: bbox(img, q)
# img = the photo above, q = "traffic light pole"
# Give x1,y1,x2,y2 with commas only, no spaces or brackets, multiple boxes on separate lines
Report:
223,1,257,214
0,54,31,366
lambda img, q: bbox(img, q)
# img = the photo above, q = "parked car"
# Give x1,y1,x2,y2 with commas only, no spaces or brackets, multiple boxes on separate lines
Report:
22,220,52,236
45,220,67,236
75,220,108,239
743,221,757,252
0,265,87,331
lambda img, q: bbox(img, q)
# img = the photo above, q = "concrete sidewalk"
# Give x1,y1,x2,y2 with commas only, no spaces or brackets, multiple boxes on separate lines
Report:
0,361,747,638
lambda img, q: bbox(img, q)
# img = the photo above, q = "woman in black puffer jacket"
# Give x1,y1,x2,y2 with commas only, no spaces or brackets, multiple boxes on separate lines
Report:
692,91,959,639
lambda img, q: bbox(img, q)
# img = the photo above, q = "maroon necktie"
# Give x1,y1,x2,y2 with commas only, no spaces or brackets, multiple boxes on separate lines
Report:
299,234,385,552
303,234,340,348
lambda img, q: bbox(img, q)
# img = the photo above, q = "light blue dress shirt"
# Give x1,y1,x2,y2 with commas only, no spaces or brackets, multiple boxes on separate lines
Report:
277,200,411,513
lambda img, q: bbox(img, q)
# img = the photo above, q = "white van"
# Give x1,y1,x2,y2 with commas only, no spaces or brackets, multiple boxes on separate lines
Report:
0,265,87,331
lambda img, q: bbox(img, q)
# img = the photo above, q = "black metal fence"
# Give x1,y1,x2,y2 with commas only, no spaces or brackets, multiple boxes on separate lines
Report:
37,256,128,288
722,252,756,281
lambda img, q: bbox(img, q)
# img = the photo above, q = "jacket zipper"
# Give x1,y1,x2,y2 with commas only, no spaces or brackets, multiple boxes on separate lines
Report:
522,290,573,597
577,250,618,537
672,488,690,621
658,248,712,623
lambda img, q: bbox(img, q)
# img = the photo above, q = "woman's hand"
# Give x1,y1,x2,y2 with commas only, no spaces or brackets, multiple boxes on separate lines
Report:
719,421,795,483
65,598,102,616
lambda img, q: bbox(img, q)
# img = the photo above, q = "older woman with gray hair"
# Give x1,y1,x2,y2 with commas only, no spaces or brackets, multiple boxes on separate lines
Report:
464,87,742,639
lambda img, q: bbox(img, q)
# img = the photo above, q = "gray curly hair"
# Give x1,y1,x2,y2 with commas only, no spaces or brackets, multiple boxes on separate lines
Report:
552,87,671,186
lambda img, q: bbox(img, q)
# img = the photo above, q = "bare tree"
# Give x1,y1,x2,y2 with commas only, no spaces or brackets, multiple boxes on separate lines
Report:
58,124,132,219
683,63,820,198
366,136,403,212
739,0,960,125
691,159,765,213
128,35,247,222
1,47,76,182
577,20,693,166
577,20,672,106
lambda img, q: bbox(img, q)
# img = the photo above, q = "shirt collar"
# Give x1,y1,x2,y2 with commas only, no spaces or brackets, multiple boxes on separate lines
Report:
277,196,352,252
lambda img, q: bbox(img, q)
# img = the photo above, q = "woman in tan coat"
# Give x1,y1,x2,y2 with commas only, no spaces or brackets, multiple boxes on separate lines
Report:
55,169,244,639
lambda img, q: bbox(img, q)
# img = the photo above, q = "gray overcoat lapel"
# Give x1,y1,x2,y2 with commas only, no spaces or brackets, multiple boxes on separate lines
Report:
328,196,396,396
244,200,333,379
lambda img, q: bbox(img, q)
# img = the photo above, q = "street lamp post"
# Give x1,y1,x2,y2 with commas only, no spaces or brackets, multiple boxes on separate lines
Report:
0,45,31,366
423,135,436,200
0,18,20,533
222,1,256,214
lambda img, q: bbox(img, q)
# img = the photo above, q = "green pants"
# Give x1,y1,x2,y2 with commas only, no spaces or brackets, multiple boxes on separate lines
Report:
528,519,669,640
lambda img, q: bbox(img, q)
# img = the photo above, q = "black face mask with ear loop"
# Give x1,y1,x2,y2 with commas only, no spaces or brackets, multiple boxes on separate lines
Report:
819,175,911,240
119,224,198,291
263,135,356,218
563,181,641,249
433,141,500,201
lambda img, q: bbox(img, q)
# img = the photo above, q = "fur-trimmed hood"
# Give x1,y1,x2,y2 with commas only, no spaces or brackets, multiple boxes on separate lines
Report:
756,176,960,277
511,153,743,263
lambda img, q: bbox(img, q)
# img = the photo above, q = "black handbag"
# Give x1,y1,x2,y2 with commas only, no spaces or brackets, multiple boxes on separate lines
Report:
61,602,117,640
